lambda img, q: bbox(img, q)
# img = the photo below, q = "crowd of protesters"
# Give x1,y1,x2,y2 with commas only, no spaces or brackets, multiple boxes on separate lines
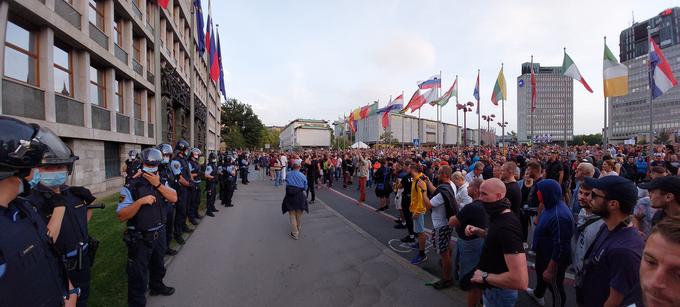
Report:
255,142,680,307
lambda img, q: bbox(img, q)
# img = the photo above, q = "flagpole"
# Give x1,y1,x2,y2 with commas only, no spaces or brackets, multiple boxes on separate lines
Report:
455,75,459,147
477,69,481,146
647,27,654,159
401,91,405,150
563,49,568,152
530,56,534,145
501,63,505,149
438,70,442,148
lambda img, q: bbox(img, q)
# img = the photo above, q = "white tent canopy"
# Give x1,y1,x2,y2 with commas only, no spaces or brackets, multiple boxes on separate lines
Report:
350,141,369,149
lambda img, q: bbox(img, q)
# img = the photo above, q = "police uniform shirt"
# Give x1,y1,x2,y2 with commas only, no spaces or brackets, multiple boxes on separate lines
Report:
0,198,67,306
172,156,192,186
117,181,170,232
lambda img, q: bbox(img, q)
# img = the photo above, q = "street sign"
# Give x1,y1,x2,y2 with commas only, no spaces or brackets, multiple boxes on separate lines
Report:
413,138,420,147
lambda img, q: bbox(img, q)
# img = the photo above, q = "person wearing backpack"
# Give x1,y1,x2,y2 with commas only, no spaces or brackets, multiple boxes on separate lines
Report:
417,164,458,290
373,159,392,211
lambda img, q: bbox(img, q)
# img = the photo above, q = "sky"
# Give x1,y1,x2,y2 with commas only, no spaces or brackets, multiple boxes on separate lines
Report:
207,0,678,135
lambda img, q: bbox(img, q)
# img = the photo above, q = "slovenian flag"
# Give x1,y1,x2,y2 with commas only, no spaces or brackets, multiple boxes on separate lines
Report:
473,70,480,114
649,38,678,99
194,0,205,56
418,75,441,90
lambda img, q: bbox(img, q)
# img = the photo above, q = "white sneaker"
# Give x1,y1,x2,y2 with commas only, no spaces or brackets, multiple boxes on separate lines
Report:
526,288,545,306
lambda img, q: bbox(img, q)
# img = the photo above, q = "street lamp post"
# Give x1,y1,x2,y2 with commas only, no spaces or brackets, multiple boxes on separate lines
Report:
457,101,475,146
497,121,508,144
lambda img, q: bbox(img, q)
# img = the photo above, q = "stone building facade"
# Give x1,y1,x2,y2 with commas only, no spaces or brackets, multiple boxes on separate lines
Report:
0,0,221,193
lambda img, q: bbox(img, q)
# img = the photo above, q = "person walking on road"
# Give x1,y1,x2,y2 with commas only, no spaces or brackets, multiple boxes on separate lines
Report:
356,154,370,203
409,163,428,265
374,159,392,211
418,165,458,289
282,160,308,240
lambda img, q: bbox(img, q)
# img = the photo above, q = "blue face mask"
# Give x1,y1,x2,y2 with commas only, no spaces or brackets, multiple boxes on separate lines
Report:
40,171,68,187
28,169,41,189
143,166,158,173
162,157,170,164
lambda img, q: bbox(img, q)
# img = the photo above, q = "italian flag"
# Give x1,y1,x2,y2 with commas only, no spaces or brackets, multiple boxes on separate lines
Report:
561,52,593,93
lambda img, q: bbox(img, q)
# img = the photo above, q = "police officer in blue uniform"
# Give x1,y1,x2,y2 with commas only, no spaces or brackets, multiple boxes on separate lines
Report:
124,149,141,184
187,148,202,224
0,115,79,306
220,156,236,207
157,143,179,256
117,148,177,306
204,152,219,216
27,126,98,307
171,139,193,245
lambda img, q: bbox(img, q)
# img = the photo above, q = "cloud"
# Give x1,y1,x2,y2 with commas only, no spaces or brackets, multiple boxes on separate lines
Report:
370,32,437,73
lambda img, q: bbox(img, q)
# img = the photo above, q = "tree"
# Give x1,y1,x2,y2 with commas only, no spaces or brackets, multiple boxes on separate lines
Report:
379,131,398,144
506,130,518,143
332,135,350,149
260,128,280,150
654,129,671,144
220,98,265,149
572,133,602,145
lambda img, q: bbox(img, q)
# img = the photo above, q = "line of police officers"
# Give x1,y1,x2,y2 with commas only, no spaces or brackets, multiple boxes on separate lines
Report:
0,115,239,307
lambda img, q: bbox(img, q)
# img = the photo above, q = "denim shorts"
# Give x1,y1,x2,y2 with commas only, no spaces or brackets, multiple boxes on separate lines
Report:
483,288,518,307
413,214,425,233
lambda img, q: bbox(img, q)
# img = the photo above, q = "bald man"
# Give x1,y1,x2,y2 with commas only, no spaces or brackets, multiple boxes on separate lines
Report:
470,178,528,306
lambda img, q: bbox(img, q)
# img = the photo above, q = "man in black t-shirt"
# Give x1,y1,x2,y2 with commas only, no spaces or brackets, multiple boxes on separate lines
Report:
546,151,564,185
397,161,415,243
468,178,528,306
449,178,486,306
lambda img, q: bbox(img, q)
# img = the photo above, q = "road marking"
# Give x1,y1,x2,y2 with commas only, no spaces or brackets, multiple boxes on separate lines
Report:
321,185,576,282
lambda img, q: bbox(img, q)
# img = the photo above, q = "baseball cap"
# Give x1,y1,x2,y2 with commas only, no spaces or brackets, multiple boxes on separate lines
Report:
640,176,680,196
584,176,638,211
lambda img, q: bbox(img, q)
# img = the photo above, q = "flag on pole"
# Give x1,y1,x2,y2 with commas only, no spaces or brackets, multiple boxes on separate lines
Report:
352,107,361,121
378,94,404,113
418,75,441,89
205,0,213,57
491,66,507,105
193,0,205,56
434,77,457,106
216,28,226,97
402,89,426,113
530,61,537,112
381,111,390,129
348,112,357,132
209,24,219,81
473,70,480,114
423,88,439,105
603,42,628,97
649,38,678,99
561,51,593,93
159,0,170,9
359,102,379,118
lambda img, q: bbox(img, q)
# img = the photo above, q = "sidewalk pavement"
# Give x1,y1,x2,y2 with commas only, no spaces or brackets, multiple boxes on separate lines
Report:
148,175,463,307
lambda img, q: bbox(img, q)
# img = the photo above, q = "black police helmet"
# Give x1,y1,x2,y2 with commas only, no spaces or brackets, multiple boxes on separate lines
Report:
157,143,173,155
175,139,190,153
141,148,163,167
208,152,217,161
128,149,139,158
0,116,45,180
191,148,202,156
36,127,79,173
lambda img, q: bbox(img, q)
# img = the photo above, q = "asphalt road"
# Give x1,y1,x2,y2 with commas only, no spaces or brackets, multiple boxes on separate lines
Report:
148,172,463,307
314,175,578,307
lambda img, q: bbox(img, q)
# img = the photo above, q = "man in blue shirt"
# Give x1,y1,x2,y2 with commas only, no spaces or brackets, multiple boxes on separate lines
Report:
580,176,644,307
281,159,308,240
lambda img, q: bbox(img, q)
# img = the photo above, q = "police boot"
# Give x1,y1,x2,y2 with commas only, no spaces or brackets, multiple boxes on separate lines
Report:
166,248,179,255
149,284,175,296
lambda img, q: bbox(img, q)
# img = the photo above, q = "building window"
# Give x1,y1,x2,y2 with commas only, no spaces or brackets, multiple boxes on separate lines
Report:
4,21,39,86
113,18,123,47
53,43,72,96
134,90,142,120
147,95,154,123
89,0,105,30
132,39,141,62
146,48,154,71
89,66,106,107
146,2,155,26
113,78,124,113
104,141,120,179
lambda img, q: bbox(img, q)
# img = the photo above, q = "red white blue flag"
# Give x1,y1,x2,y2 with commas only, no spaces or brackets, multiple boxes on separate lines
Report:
649,38,678,99
418,75,441,90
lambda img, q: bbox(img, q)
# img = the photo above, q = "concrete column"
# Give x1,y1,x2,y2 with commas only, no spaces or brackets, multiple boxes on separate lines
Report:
105,68,116,131
141,88,147,136
40,27,56,122
104,0,114,52
45,0,55,10
140,35,147,77
125,79,134,132
79,52,92,128
153,2,162,143
124,20,133,67
78,0,89,35
0,0,9,114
